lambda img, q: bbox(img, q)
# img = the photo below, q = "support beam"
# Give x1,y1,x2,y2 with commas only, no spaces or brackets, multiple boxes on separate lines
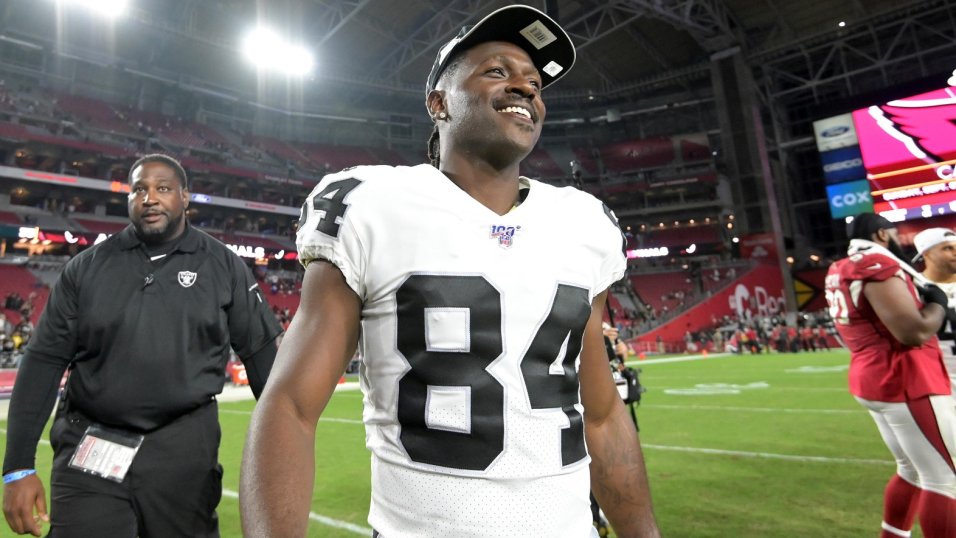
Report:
368,0,486,83
623,25,674,70
622,0,744,52
762,0,795,40
312,0,373,48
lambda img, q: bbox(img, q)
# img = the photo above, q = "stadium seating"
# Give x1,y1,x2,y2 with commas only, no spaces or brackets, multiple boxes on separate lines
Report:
0,265,50,325
52,92,137,136
636,225,720,247
255,137,316,171
605,292,632,327
300,143,378,172
522,147,566,178
0,211,21,225
365,147,411,167
628,271,693,313
259,280,301,317
570,147,601,175
74,218,128,235
601,137,676,173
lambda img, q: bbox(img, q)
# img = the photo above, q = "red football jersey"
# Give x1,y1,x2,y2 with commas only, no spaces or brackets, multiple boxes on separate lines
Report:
825,251,950,401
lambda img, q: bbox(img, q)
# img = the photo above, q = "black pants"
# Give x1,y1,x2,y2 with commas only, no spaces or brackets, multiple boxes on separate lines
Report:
48,400,222,538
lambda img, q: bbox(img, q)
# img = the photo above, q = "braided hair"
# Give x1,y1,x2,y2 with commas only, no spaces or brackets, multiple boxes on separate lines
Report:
427,124,441,168
425,54,466,169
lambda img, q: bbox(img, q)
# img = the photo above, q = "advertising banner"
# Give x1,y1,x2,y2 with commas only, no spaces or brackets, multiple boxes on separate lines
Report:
826,179,874,218
813,113,859,152
635,264,785,344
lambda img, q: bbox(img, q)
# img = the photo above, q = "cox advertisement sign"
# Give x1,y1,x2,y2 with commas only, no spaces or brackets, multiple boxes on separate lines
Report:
826,179,873,218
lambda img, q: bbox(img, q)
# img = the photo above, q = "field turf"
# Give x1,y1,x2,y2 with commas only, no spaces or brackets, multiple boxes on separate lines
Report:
1,349,923,537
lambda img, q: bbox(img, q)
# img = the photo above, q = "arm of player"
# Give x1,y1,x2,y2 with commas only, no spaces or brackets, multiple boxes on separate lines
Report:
581,290,661,538
239,260,362,538
864,276,946,346
2,352,64,537
4,261,81,537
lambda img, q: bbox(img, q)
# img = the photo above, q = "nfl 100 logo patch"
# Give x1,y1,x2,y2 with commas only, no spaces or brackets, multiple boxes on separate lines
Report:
489,224,520,248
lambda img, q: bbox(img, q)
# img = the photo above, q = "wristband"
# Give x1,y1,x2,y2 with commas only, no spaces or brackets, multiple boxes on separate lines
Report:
3,469,36,484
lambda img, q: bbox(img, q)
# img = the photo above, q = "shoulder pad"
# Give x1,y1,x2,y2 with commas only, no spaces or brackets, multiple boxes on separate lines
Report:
844,252,901,282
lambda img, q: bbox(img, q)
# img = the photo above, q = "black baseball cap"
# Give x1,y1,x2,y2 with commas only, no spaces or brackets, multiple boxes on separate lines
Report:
425,5,576,94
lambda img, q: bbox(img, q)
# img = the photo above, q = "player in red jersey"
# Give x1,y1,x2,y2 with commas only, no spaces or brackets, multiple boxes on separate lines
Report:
825,212,955,538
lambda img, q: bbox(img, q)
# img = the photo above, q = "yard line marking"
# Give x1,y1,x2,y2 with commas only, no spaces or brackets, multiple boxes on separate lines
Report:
642,444,892,465
625,353,734,366
221,489,372,535
767,387,846,392
646,404,858,414
653,386,846,392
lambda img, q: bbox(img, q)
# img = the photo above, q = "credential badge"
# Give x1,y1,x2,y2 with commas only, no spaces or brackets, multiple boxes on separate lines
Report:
178,271,198,288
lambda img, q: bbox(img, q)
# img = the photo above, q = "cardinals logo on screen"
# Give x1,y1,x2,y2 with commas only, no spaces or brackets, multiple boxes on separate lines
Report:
852,71,956,215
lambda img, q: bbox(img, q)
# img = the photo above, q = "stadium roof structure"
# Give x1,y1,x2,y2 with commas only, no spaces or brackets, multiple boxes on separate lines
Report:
0,0,951,124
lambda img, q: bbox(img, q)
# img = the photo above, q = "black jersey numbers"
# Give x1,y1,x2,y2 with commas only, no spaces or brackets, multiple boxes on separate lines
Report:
301,177,362,238
396,275,504,471
520,284,591,466
395,275,590,472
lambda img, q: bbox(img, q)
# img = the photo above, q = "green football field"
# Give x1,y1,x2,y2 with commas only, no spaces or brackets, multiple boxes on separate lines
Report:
0,349,925,537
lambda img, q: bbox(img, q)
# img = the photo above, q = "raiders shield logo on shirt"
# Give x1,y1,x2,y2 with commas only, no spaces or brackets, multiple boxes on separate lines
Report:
178,271,198,288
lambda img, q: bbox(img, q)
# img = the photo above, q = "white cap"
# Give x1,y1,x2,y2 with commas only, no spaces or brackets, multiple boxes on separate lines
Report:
912,227,956,263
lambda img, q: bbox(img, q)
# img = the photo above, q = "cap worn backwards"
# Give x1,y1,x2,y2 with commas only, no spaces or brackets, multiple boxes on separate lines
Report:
425,5,576,95
846,212,895,241
912,227,956,263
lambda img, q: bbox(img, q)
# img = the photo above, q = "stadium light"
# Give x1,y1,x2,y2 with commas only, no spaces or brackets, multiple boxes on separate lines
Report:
242,27,314,76
55,0,128,18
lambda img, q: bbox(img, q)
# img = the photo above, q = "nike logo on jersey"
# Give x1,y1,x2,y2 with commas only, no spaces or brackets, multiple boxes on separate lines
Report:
867,263,881,270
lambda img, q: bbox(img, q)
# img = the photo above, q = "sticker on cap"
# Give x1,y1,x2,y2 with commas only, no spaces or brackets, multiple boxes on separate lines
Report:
542,61,563,77
520,21,558,50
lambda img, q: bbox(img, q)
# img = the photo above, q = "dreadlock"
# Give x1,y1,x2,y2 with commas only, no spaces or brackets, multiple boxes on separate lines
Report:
425,54,466,169
427,126,441,168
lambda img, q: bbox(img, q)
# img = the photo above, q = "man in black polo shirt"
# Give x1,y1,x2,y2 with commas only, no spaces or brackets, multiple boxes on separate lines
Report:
2,154,282,537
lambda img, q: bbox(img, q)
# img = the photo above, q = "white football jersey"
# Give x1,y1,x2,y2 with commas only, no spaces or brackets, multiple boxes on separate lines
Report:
297,164,626,538
932,280,956,392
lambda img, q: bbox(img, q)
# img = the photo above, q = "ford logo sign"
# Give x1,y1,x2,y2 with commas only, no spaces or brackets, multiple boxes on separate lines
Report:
821,126,850,138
